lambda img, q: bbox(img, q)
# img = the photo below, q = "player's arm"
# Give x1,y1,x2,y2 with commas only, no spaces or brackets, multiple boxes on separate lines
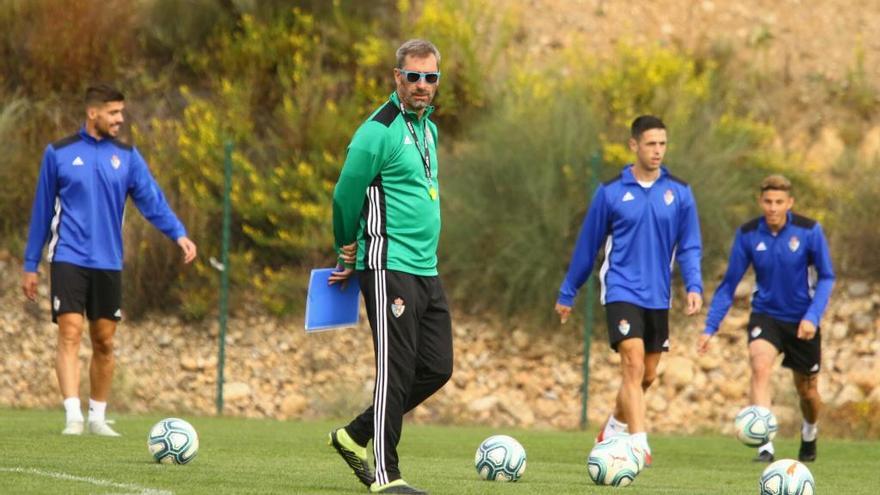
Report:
799,224,835,338
127,148,195,263
330,124,385,284
675,185,703,315
22,146,59,300
699,230,751,352
556,186,609,323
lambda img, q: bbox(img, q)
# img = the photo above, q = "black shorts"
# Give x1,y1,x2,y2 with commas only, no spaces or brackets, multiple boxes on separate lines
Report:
605,302,670,353
747,313,821,374
50,262,122,323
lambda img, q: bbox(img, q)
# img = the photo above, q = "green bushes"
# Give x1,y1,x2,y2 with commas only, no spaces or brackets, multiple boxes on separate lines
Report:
439,44,792,320
828,152,880,278
439,82,601,319
120,5,395,317
0,0,138,95
0,97,31,248
1,1,878,321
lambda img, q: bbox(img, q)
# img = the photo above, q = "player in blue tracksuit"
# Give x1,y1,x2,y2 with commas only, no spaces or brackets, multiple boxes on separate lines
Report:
556,115,703,464
21,84,197,437
700,174,834,463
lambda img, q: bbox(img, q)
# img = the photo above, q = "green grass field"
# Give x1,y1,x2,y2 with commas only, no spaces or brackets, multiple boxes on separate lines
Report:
1,408,878,494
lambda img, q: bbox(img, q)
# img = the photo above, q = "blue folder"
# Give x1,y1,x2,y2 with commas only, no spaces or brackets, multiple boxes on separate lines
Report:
305,268,360,332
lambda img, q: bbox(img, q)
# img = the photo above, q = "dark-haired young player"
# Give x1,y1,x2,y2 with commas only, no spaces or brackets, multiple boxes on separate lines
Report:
23,84,197,436
556,115,703,466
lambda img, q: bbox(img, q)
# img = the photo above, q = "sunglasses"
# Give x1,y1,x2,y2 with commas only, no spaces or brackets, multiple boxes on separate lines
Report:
399,69,441,84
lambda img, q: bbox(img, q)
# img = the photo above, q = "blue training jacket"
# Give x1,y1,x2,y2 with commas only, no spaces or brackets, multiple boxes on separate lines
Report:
23,127,186,272
558,165,703,310
704,212,835,334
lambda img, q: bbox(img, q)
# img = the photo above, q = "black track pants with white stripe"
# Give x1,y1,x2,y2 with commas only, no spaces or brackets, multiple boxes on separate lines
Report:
346,269,454,485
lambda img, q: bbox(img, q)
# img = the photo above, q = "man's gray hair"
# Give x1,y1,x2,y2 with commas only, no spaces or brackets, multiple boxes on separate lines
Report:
396,39,441,68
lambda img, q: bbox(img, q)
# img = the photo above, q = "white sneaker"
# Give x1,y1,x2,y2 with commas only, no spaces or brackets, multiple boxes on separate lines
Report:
62,420,84,435
88,421,121,437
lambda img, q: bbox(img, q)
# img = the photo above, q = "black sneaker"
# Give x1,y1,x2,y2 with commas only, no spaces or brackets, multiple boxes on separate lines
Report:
328,428,374,487
753,450,775,463
369,479,428,494
799,439,817,462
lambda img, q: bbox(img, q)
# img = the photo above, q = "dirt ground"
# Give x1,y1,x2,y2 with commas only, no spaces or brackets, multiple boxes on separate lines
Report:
516,0,880,163
524,0,879,85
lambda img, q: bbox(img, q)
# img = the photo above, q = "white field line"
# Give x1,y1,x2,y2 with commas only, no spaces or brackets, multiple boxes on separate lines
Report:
0,467,173,495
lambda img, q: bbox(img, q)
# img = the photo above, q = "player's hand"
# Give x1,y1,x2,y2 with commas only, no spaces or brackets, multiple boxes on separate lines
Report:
21,271,38,301
328,263,354,289
696,333,713,354
797,319,817,340
685,291,702,316
555,303,572,324
177,236,198,264
340,241,357,265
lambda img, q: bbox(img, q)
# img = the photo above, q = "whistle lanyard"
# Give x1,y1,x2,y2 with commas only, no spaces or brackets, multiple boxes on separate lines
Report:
399,101,437,200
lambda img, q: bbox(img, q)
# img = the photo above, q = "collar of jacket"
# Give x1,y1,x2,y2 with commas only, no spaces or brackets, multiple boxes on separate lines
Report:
620,164,669,185
758,210,794,235
390,91,435,120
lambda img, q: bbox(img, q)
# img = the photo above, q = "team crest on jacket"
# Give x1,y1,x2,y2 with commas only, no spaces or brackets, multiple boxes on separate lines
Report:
663,189,674,205
110,154,121,169
618,319,631,336
788,236,800,252
391,297,405,318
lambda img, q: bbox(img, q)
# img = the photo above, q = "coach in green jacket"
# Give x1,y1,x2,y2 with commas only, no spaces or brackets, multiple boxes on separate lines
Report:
326,39,452,495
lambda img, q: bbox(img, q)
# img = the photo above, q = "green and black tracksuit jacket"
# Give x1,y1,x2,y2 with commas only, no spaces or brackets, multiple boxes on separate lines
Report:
332,92,441,275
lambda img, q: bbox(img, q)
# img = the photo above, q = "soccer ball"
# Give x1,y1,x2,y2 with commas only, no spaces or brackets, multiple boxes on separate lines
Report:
587,436,645,487
735,405,778,447
147,417,199,464
759,459,815,495
474,435,527,481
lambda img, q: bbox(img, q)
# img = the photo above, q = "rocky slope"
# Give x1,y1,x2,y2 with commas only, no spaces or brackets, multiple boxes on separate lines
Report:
526,0,880,94
2,254,877,437
523,0,880,166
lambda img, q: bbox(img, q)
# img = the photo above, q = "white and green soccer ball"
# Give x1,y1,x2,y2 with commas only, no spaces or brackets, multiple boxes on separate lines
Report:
735,405,778,447
474,435,527,481
587,436,645,487
759,459,815,495
147,417,199,465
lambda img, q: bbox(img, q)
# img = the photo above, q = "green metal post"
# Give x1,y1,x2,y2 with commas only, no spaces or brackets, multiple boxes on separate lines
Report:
216,141,232,415
580,150,601,429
